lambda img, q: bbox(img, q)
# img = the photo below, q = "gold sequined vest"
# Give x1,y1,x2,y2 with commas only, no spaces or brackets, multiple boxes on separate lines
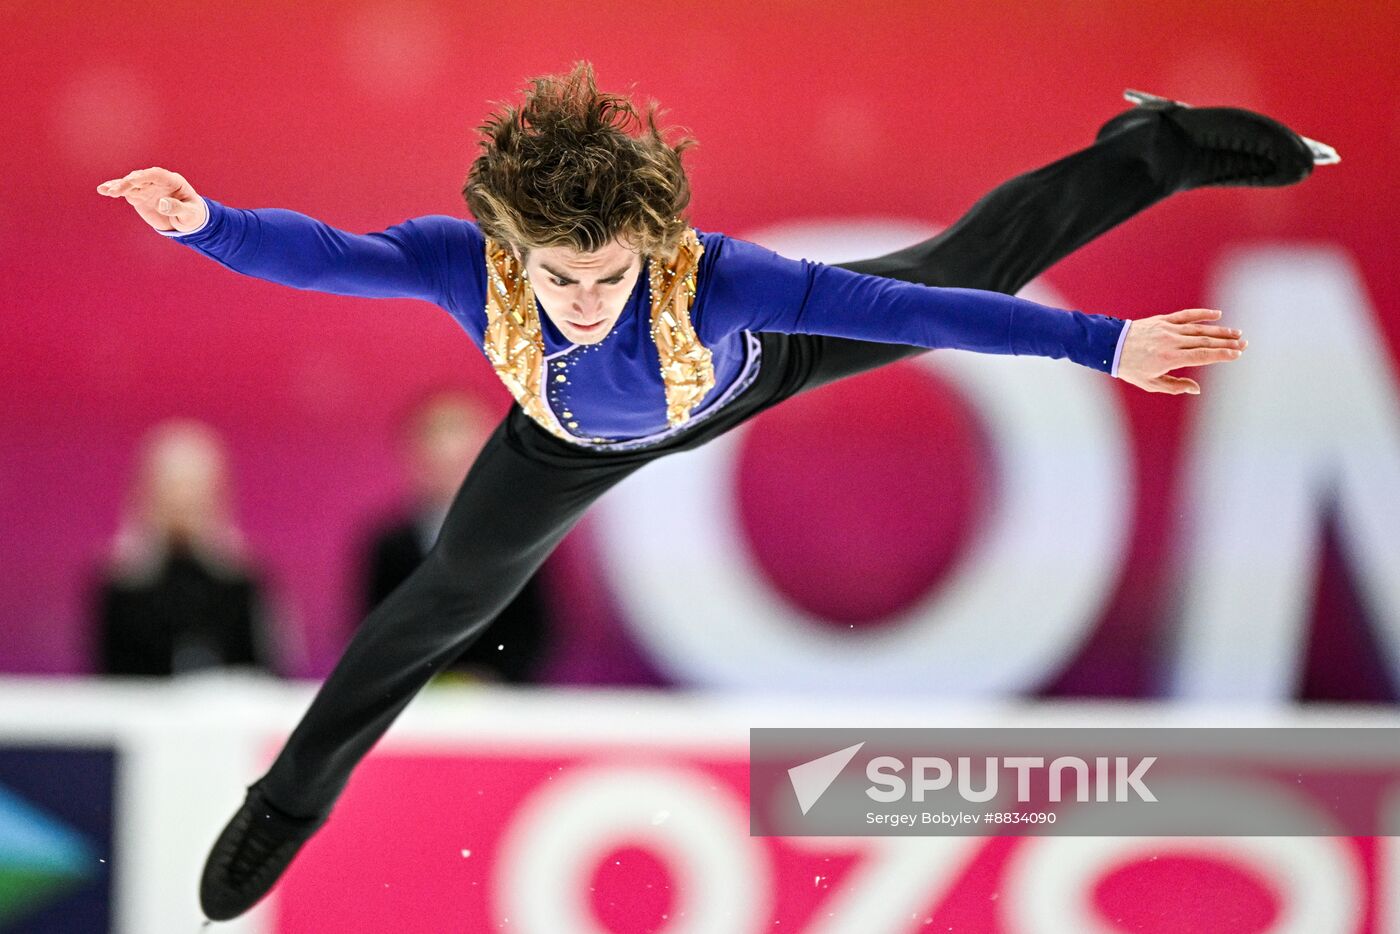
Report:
482,230,714,441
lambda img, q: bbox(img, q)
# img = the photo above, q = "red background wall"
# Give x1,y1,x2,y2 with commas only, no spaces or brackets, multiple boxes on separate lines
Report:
2,1,1395,691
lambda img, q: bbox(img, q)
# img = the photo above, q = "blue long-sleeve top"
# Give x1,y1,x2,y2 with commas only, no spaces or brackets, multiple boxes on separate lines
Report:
162,199,1130,447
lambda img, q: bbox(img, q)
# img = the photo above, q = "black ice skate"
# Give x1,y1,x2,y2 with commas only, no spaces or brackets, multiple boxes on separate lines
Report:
199,783,328,922
1098,87,1338,190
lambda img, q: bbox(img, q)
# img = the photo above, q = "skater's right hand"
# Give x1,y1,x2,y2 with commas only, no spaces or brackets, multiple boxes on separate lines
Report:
96,167,208,234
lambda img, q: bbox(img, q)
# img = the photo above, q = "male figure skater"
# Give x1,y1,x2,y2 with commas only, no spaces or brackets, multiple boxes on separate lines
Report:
97,65,1332,920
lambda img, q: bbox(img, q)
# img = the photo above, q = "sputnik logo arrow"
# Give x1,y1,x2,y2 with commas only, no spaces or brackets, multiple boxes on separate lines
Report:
787,742,865,815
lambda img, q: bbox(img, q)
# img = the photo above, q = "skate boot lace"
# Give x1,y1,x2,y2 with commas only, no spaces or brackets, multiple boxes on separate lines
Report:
1189,131,1277,185
226,808,301,885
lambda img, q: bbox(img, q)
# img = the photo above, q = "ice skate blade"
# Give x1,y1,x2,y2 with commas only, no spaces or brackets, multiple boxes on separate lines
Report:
1303,136,1340,165
1124,88,1183,109
1123,88,1339,165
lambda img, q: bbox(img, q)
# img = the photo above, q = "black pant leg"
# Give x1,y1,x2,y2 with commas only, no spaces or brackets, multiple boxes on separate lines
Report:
797,111,1188,393
257,414,644,817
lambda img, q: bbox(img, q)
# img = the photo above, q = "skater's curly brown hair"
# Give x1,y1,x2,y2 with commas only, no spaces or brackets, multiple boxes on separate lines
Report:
463,61,695,257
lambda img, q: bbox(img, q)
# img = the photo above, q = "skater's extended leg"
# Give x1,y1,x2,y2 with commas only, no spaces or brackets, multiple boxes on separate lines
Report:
199,413,643,919
259,418,643,816
840,106,1188,293
802,98,1317,391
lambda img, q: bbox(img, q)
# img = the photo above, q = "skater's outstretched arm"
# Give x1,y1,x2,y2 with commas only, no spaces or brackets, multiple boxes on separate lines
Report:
97,168,467,305
700,234,1244,393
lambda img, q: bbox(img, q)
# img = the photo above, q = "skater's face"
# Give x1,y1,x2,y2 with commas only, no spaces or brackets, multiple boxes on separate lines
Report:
520,239,644,345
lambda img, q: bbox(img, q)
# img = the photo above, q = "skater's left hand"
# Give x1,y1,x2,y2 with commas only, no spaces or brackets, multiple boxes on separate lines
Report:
1115,308,1245,395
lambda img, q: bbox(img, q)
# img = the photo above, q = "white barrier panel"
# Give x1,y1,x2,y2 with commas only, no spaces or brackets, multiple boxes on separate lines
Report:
0,677,1397,933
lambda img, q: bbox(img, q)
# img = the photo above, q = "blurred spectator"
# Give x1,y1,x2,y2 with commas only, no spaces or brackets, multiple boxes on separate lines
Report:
93,419,279,677
358,390,554,683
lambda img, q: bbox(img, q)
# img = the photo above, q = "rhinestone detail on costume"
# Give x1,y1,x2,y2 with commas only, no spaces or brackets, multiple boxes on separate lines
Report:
482,245,567,439
482,231,714,443
647,229,714,427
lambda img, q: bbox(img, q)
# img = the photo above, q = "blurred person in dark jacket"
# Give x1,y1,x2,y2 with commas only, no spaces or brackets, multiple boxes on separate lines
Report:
358,389,553,683
94,419,279,676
